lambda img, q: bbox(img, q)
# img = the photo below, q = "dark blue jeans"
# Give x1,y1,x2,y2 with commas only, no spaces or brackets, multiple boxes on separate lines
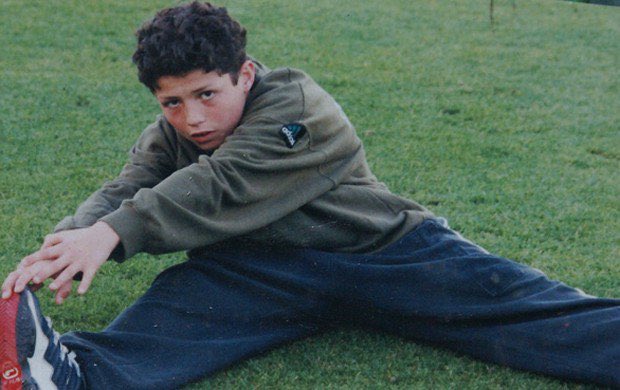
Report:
61,218,620,389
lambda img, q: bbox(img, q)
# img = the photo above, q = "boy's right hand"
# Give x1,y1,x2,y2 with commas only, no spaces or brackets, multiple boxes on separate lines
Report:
1,221,120,304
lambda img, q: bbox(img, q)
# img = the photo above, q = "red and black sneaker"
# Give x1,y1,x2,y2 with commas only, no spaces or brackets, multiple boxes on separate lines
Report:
0,287,83,390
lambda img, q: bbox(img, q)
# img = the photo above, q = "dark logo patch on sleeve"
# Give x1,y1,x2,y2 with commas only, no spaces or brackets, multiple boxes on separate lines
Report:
279,123,306,148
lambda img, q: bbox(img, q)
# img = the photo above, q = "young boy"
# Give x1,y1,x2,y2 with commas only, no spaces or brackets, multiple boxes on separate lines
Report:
1,2,618,389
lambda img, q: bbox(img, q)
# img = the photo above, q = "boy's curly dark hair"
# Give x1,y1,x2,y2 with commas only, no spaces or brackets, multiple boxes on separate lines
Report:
132,2,247,92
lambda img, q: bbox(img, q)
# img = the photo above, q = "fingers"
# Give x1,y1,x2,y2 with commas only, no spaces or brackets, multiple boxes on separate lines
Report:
17,254,71,292
29,282,44,293
40,233,63,250
51,265,97,296
3,261,51,297
32,256,70,285
3,226,112,301
2,235,64,299
10,246,66,293
13,261,53,294
2,270,20,299
10,267,37,294
20,246,61,268
3,248,66,298
49,263,83,292
54,280,73,304
77,268,97,295
3,266,73,305
3,263,97,303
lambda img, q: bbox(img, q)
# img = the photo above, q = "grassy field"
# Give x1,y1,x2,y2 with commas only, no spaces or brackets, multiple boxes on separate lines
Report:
1,0,618,388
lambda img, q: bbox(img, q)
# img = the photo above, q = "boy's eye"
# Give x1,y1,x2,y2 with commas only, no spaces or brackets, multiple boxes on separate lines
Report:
163,100,180,108
200,91,214,100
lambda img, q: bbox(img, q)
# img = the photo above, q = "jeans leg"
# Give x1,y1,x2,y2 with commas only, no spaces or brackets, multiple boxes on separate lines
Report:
60,245,335,390
335,219,620,387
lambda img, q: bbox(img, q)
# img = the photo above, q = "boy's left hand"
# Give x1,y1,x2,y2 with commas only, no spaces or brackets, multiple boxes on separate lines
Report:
1,221,120,304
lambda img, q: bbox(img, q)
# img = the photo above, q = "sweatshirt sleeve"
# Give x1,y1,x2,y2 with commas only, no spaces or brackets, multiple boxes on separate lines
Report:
101,69,364,260
54,119,177,234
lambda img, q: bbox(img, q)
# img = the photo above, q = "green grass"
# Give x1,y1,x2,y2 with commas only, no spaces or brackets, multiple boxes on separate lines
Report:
1,0,618,388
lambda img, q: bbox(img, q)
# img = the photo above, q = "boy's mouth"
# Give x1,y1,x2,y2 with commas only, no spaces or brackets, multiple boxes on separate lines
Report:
191,131,215,143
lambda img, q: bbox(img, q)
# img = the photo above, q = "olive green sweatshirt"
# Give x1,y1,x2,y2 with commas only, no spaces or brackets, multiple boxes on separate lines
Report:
55,61,433,261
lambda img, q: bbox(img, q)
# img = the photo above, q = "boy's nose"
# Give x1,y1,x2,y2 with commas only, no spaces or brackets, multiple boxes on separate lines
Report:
185,101,207,127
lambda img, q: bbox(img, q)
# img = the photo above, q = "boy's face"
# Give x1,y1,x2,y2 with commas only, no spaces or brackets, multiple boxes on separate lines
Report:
154,61,255,151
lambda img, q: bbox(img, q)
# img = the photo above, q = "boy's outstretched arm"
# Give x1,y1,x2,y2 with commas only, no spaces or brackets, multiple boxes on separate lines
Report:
1,221,120,304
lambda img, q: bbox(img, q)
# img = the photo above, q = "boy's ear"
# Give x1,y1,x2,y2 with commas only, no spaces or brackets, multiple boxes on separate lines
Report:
239,60,256,93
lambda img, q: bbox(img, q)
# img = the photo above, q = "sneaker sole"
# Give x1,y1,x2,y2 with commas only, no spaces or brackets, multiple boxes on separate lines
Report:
0,292,26,389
